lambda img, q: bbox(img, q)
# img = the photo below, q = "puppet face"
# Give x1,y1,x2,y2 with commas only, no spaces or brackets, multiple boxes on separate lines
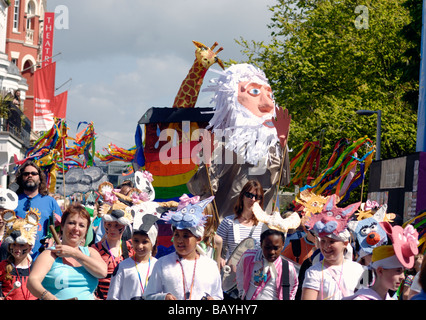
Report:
3,210,39,246
355,217,388,254
237,81,275,124
306,194,360,238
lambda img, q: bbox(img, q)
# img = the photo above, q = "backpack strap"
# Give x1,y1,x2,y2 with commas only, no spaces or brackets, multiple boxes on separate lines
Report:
290,238,302,263
121,239,129,260
281,257,290,300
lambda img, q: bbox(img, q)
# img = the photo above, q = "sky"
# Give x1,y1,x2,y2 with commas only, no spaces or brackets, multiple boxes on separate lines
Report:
46,0,277,155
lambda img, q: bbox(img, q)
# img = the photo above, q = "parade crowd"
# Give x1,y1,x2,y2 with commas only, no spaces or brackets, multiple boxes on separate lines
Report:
0,160,425,301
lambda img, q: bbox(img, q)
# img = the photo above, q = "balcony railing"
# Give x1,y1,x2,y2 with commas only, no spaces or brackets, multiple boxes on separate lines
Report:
0,102,31,148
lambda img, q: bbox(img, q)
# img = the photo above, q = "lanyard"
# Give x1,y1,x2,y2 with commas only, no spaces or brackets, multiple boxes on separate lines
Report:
134,257,151,294
105,240,122,267
320,260,344,300
12,260,31,300
176,258,198,300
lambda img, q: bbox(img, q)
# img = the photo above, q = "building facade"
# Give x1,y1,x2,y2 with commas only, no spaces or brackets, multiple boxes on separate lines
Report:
5,0,46,122
0,0,34,187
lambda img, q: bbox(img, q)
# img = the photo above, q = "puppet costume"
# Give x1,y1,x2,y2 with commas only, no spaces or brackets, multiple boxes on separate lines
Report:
187,63,291,217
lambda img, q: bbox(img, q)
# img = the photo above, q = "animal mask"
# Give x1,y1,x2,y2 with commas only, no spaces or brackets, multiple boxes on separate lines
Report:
2,210,40,246
380,222,419,269
355,200,396,222
296,189,332,218
134,170,155,201
162,195,214,238
348,204,389,256
98,182,133,226
0,188,18,210
306,194,360,239
252,202,301,234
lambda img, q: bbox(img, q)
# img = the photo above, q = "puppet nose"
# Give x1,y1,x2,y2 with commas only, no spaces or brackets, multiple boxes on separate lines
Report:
366,232,380,245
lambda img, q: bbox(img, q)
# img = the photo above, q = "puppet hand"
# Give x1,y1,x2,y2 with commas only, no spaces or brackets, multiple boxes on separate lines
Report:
272,106,291,147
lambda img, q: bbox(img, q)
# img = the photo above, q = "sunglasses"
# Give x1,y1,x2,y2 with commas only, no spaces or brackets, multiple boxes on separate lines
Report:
244,191,262,201
24,198,32,212
22,171,39,177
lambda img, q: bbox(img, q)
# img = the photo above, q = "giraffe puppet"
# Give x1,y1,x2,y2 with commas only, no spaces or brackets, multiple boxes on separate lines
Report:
173,40,224,109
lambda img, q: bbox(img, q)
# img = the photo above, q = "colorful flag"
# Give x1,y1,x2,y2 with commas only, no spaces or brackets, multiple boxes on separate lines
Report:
53,90,67,119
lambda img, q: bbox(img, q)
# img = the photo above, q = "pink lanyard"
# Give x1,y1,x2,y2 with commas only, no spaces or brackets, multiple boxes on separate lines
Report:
320,260,344,300
176,258,197,300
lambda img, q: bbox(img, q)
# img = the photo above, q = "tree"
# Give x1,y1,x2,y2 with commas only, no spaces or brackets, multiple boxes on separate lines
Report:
234,0,419,166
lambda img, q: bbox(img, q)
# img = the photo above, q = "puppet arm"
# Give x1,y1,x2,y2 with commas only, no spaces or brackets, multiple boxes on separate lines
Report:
272,106,291,148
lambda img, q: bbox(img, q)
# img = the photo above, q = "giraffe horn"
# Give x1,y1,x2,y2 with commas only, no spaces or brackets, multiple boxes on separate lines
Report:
210,42,218,50
215,47,224,54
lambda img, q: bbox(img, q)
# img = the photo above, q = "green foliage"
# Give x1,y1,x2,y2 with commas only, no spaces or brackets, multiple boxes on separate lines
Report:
234,0,419,167
0,91,12,120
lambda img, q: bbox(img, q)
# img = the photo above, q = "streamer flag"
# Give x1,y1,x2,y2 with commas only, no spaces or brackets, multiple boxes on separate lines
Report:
300,136,375,202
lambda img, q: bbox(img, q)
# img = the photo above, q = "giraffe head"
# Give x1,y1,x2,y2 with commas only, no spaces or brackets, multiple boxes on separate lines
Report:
193,40,224,70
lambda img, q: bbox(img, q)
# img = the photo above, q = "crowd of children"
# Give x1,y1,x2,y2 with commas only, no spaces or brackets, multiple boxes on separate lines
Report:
0,177,425,301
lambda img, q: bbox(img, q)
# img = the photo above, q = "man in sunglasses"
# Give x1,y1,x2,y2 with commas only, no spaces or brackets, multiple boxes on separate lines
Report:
10,160,62,260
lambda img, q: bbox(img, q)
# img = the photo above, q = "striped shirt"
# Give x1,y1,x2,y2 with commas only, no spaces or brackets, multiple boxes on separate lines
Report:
216,215,264,260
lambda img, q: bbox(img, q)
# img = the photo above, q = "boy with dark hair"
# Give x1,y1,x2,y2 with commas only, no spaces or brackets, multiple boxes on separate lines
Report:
236,227,299,300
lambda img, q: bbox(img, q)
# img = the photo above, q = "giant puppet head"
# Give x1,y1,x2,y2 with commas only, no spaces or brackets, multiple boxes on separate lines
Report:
204,63,283,166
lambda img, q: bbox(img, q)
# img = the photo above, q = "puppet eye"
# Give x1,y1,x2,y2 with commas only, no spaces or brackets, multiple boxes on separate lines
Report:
360,226,370,236
189,208,196,214
249,88,261,96
327,211,333,217
370,222,378,231
335,215,341,220
181,208,187,214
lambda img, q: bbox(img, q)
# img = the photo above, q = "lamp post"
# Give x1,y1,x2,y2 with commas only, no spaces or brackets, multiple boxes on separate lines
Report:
356,109,381,161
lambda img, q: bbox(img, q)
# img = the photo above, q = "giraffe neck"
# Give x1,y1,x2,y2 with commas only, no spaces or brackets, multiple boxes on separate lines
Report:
173,59,208,108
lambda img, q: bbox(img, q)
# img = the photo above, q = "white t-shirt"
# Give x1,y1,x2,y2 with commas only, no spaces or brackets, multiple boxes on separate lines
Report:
302,259,365,300
343,287,393,300
144,252,223,300
410,272,421,294
107,256,157,300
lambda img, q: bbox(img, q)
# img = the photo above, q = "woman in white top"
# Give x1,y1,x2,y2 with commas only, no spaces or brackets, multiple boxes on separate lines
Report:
216,180,265,267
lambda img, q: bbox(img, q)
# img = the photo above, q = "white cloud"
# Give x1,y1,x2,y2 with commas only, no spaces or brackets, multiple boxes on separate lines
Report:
47,0,276,152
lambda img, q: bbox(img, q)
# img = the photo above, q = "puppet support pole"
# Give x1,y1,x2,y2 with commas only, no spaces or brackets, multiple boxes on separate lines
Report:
272,139,289,213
